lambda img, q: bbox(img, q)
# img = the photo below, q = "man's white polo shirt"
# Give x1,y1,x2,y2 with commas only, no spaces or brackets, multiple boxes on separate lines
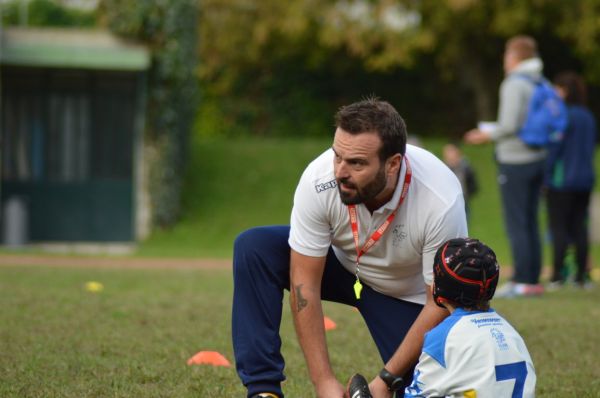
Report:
289,144,468,305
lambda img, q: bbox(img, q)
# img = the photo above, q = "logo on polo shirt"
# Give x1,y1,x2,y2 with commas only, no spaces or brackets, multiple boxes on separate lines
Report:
315,179,337,193
392,224,407,246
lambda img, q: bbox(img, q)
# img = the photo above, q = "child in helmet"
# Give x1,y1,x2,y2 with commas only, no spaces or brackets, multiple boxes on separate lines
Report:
405,238,536,398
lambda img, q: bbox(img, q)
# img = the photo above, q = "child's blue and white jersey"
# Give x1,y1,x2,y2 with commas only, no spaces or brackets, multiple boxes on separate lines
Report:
405,308,536,398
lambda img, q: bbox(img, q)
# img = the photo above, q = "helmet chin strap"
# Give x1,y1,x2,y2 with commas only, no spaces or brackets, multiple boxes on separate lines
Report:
434,295,448,309
433,286,451,308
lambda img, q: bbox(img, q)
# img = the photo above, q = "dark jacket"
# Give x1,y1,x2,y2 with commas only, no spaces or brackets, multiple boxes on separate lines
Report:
546,105,597,191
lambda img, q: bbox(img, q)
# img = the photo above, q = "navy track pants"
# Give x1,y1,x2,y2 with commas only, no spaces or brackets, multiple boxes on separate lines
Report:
232,225,423,398
497,160,544,284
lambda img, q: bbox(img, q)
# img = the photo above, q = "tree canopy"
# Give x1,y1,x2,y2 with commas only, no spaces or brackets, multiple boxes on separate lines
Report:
199,0,600,135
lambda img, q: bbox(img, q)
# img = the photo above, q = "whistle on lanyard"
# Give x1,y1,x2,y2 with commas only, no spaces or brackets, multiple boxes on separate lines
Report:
353,277,363,299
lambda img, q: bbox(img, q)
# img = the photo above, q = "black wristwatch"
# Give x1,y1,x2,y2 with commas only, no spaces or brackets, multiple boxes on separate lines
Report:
379,367,404,391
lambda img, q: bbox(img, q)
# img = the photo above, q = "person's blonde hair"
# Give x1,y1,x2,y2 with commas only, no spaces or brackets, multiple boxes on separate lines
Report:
506,35,538,61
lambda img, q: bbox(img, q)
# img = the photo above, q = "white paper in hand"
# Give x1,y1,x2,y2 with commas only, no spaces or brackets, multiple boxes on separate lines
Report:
477,121,498,133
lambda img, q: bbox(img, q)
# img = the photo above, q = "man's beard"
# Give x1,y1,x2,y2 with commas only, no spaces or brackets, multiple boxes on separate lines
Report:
337,166,387,205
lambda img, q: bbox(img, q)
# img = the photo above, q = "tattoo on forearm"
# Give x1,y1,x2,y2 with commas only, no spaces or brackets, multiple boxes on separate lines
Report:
294,284,308,312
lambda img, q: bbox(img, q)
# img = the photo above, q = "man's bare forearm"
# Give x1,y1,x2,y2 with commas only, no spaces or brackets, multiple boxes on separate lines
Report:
382,287,449,377
290,282,335,385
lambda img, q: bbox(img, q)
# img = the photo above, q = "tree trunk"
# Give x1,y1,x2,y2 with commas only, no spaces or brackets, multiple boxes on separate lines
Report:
457,57,498,123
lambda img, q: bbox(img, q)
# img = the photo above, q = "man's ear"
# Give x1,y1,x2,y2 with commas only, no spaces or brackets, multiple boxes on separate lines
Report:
386,154,402,175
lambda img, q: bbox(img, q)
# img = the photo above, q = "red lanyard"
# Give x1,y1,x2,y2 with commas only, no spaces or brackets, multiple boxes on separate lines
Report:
348,156,412,298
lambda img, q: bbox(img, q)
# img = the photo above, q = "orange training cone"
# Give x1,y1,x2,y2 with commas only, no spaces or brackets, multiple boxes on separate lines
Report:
324,316,337,331
187,350,231,367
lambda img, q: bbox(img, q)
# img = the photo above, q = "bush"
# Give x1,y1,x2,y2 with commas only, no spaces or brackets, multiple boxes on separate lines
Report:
99,0,200,228
1,0,96,27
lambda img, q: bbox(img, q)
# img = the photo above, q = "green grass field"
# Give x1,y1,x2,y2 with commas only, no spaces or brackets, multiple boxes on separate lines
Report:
138,135,600,268
2,136,600,397
137,137,333,258
1,265,599,397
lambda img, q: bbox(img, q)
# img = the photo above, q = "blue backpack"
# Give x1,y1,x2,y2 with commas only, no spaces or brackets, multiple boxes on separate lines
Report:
516,75,568,148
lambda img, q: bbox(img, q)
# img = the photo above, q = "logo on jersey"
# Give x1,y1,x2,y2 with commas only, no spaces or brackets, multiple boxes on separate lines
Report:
315,179,337,193
490,328,509,351
392,224,407,246
470,317,502,328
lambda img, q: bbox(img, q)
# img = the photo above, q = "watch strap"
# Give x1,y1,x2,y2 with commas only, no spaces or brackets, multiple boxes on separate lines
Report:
379,367,404,391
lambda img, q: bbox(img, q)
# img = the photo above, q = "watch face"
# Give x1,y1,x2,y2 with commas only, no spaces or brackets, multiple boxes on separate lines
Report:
390,378,404,391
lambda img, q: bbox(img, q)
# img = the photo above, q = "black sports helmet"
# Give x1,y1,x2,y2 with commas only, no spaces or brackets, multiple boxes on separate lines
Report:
432,238,500,308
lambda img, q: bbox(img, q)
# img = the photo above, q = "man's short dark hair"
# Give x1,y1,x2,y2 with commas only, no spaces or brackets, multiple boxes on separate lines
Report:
334,97,407,161
506,35,538,61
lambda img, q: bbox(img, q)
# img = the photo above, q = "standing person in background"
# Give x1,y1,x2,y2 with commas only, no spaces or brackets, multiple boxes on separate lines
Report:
442,142,478,220
546,71,597,289
464,35,546,297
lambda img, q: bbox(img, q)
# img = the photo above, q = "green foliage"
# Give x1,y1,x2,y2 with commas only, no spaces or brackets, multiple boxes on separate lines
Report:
99,0,200,227
198,0,459,137
198,0,600,137
1,264,599,397
542,0,600,84
1,0,97,26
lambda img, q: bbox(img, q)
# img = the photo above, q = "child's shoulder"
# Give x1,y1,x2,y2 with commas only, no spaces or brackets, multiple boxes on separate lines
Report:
422,309,503,367
426,309,503,345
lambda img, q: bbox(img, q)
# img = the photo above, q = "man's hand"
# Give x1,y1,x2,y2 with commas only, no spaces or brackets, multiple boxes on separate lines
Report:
316,377,346,398
369,376,393,398
464,128,491,145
